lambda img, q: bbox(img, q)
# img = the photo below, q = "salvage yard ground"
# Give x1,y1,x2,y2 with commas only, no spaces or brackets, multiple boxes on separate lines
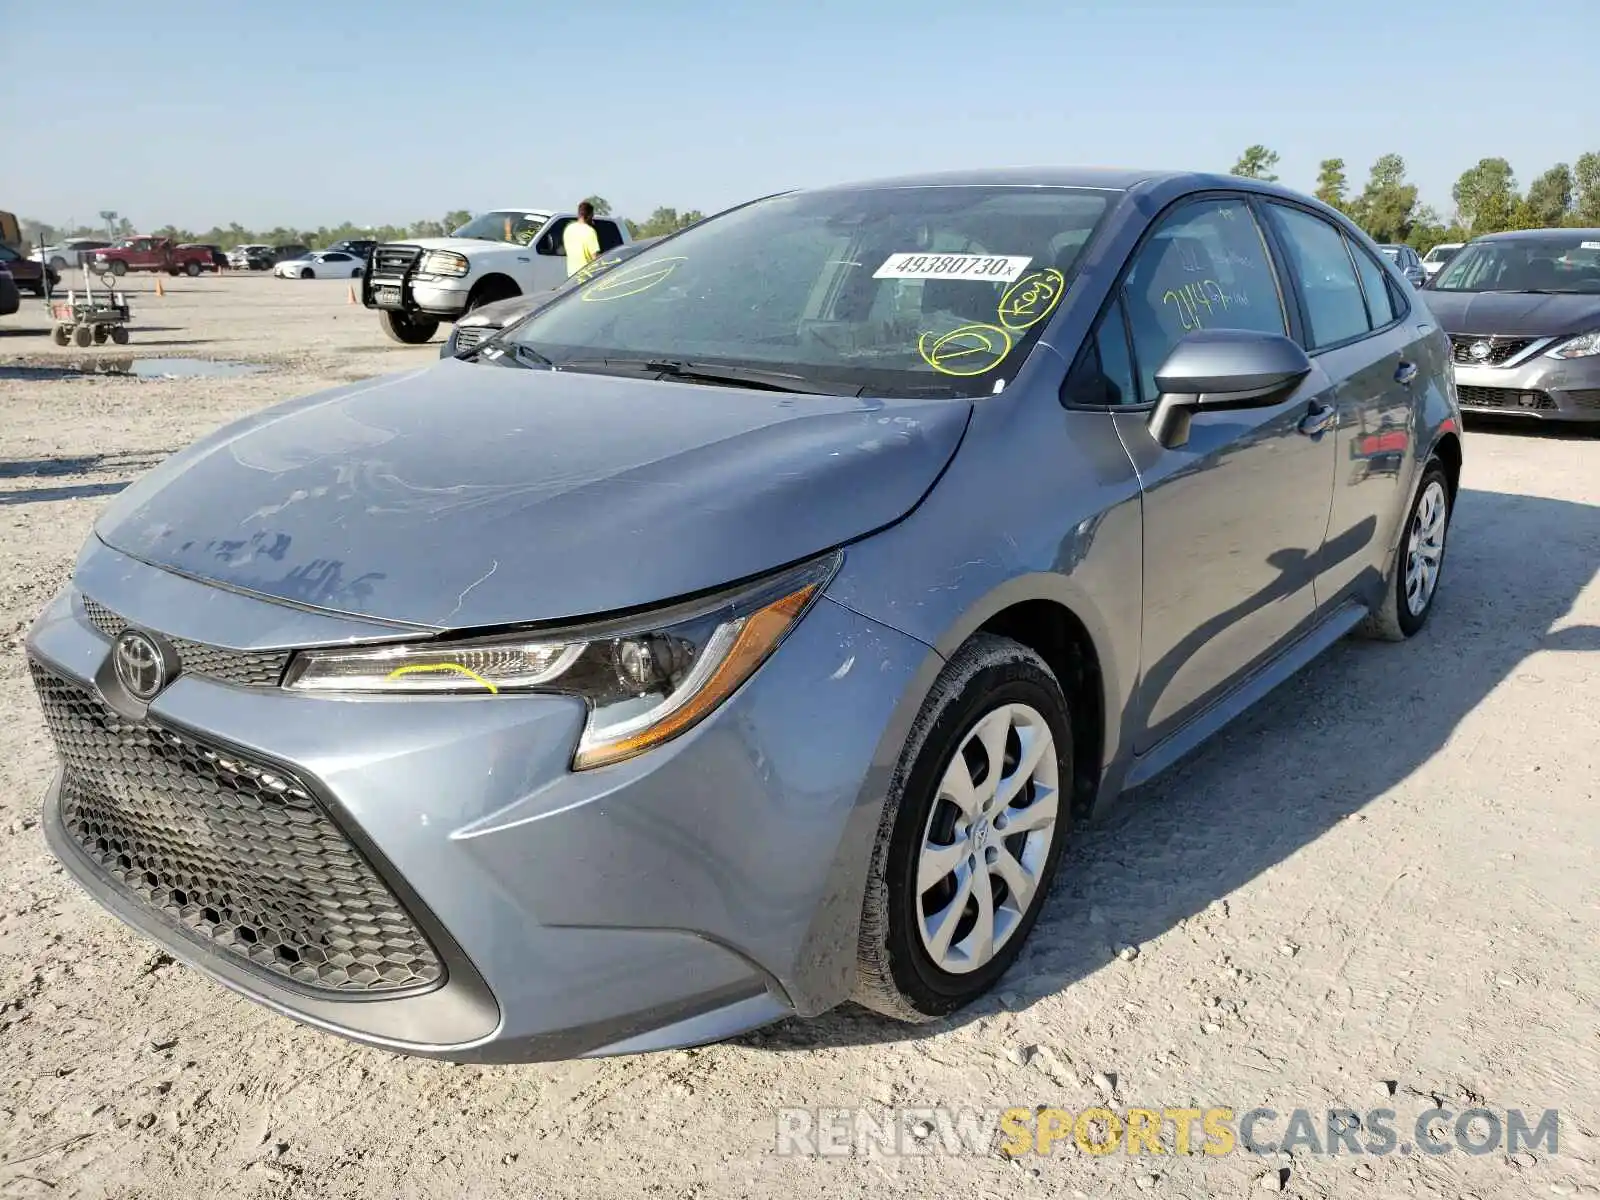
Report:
1,275,1597,1199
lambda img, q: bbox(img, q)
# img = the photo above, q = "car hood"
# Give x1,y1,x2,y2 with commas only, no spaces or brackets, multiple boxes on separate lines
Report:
399,237,524,256
1421,289,1600,337
458,290,554,327
93,362,971,630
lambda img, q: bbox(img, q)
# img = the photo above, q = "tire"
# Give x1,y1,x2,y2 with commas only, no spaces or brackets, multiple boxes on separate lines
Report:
352,268,362,278
27,282,44,297
72,324,93,347
185,261,201,277
93,326,107,344
853,634,1074,1022
52,325,71,346
300,268,314,280
109,261,127,276
110,326,129,345
48,256,66,271
1359,458,1452,642
378,309,440,345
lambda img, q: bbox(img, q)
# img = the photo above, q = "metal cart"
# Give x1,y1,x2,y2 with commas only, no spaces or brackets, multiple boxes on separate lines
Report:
50,265,131,347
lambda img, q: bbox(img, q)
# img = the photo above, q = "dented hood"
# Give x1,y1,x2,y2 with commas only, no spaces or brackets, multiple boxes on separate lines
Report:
94,361,970,629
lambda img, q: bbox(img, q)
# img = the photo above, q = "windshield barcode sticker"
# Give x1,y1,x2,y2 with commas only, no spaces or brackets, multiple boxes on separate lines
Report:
874,253,1033,282
1582,241,1600,250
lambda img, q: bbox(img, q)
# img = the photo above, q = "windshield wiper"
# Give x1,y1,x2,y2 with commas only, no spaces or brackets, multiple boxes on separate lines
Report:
560,357,861,396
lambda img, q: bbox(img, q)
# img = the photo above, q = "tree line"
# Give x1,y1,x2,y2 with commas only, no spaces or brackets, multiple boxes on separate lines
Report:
23,152,1598,259
1230,145,1600,250
16,195,703,255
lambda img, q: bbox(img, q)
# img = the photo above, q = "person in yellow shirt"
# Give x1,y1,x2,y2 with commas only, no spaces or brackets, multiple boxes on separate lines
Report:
562,201,601,276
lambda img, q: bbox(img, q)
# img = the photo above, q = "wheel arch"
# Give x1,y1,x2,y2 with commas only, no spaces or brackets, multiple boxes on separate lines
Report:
1430,429,1462,504
468,273,521,308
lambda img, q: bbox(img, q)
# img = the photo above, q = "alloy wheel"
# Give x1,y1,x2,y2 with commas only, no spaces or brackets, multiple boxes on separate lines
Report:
1405,479,1448,616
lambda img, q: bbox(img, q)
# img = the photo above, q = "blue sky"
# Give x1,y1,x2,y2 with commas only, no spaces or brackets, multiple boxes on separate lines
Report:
2,0,1591,232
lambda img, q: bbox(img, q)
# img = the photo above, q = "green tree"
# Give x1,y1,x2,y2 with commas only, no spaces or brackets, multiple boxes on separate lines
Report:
1511,164,1573,229
1314,158,1349,210
1452,158,1519,235
581,195,613,217
1230,145,1280,181
634,207,704,238
1349,154,1418,244
442,210,472,232
1573,151,1600,225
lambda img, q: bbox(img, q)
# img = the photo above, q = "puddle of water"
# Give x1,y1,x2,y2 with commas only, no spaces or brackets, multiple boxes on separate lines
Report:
0,356,268,381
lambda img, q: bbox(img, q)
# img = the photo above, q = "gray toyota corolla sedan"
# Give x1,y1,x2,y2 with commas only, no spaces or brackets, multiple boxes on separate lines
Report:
26,168,1462,1063
1420,227,1600,422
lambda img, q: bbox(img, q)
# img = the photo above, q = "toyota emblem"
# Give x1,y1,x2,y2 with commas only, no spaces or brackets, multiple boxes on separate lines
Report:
1469,340,1492,361
114,630,168,701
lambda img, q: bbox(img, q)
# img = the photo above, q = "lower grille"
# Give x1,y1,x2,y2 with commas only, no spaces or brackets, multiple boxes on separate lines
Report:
1456,385,1555,411
80,595,289,687
453,326,490,352
1567,388,1600,411
30,662,443,995
1449,335,1535,366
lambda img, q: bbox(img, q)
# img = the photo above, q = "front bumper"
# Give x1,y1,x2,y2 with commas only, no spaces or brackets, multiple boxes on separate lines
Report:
26,540,934,1061
1451,350,1600,421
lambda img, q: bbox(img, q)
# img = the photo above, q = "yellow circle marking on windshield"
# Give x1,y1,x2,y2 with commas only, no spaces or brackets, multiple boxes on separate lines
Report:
581,256,687,301
385,663,500,694
918,323,1013,376
998,268,1066,332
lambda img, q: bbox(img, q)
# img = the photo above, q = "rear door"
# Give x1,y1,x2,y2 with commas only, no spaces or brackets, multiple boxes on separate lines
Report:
1260,203,1424,611
1102,195,1339,751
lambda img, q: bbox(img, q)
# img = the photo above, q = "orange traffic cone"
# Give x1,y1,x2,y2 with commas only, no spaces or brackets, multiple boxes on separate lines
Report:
347,284,357,305
154,276,165,297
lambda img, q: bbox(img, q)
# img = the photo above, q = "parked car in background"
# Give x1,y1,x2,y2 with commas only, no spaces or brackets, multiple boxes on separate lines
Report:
24,168,1462,1062
32,239,112,272
1421,242,1463,280
179,244,228,272
440,236,663,357
363,207,630,344
0,263,19,316
229,244,274,270
327,239,377,261
1379,244,1426,288
1424,227,1600,422
272,243,312,264
92,237,213,277
274,250,367,279
0,243,59,295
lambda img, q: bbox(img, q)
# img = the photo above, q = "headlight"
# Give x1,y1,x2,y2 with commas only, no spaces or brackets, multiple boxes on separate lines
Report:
1547,329,1600,359
418,250,469,278
282,554,840,770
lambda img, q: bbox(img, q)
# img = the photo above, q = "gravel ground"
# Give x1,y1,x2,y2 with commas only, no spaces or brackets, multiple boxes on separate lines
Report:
1,275,1597,1199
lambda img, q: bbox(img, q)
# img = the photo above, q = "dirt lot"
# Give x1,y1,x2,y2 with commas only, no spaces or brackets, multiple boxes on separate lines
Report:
1,275,1597,1199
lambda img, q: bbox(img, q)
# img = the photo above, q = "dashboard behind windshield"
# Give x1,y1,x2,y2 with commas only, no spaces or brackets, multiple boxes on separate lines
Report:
505,185,1115,398
451,211,549,245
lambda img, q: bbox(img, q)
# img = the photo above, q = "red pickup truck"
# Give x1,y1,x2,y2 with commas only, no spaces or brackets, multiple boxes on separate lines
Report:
91,237,213,277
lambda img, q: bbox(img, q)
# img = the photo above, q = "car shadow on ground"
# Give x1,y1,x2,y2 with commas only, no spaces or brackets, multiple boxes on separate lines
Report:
0,450,175,506
749,485,1600,1051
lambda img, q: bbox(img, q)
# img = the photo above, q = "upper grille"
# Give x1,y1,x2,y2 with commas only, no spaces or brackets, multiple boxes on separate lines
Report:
371,244,421,278
1456,385,1555,411
1449,335,1535,366
80,595,289,687
453,326,490,352
30,662,443,995
1567,388,1600,411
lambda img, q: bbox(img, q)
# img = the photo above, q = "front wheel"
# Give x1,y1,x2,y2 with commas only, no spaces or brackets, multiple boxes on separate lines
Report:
300,268,314,280
72,324,93,347
378,308,440,345
1360,458,1452,641
185,261,201,277
51,325,71,346
109,261,127,276
853,634,1073,1021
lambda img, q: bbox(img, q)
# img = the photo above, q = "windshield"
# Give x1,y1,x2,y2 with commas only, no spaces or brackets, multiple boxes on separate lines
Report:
504,185,1114,398
1432,235,1600,293
450,210,549,245
1422,245,1458,264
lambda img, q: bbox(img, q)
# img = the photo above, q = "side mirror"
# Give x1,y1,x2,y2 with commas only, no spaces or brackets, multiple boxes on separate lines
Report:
1147,328,1312,449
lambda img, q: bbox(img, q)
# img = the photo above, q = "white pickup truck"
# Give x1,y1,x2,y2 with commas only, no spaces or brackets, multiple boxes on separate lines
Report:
362,208,631,344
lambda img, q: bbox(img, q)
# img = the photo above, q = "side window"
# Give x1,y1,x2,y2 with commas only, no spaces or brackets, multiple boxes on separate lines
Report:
1064,297,1140,407
1349,242,1396,328
1265,205,1370,349
594,220,624,253
536,218,571,256
1121,197,1287,402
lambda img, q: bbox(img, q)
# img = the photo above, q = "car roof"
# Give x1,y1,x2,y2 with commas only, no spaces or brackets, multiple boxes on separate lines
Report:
1474,226,1600,242
798,165,1336,199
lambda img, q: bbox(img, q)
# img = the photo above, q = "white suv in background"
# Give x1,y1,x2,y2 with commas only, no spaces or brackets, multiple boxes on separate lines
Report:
362,208,631,344
1422,242,1464,281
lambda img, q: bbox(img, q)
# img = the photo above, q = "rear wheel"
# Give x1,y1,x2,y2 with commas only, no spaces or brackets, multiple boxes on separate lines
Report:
184,261,201,277
110,326,129,345
72,324,93,347
51,325,71,346
853,634,1073,1021
109,261,127,276
378,309,440,345
92,326,108,344
1360,458,1452,641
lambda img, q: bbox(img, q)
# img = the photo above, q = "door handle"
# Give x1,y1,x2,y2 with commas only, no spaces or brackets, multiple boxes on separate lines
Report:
1395,361,1419,386
1299,401,1337,437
